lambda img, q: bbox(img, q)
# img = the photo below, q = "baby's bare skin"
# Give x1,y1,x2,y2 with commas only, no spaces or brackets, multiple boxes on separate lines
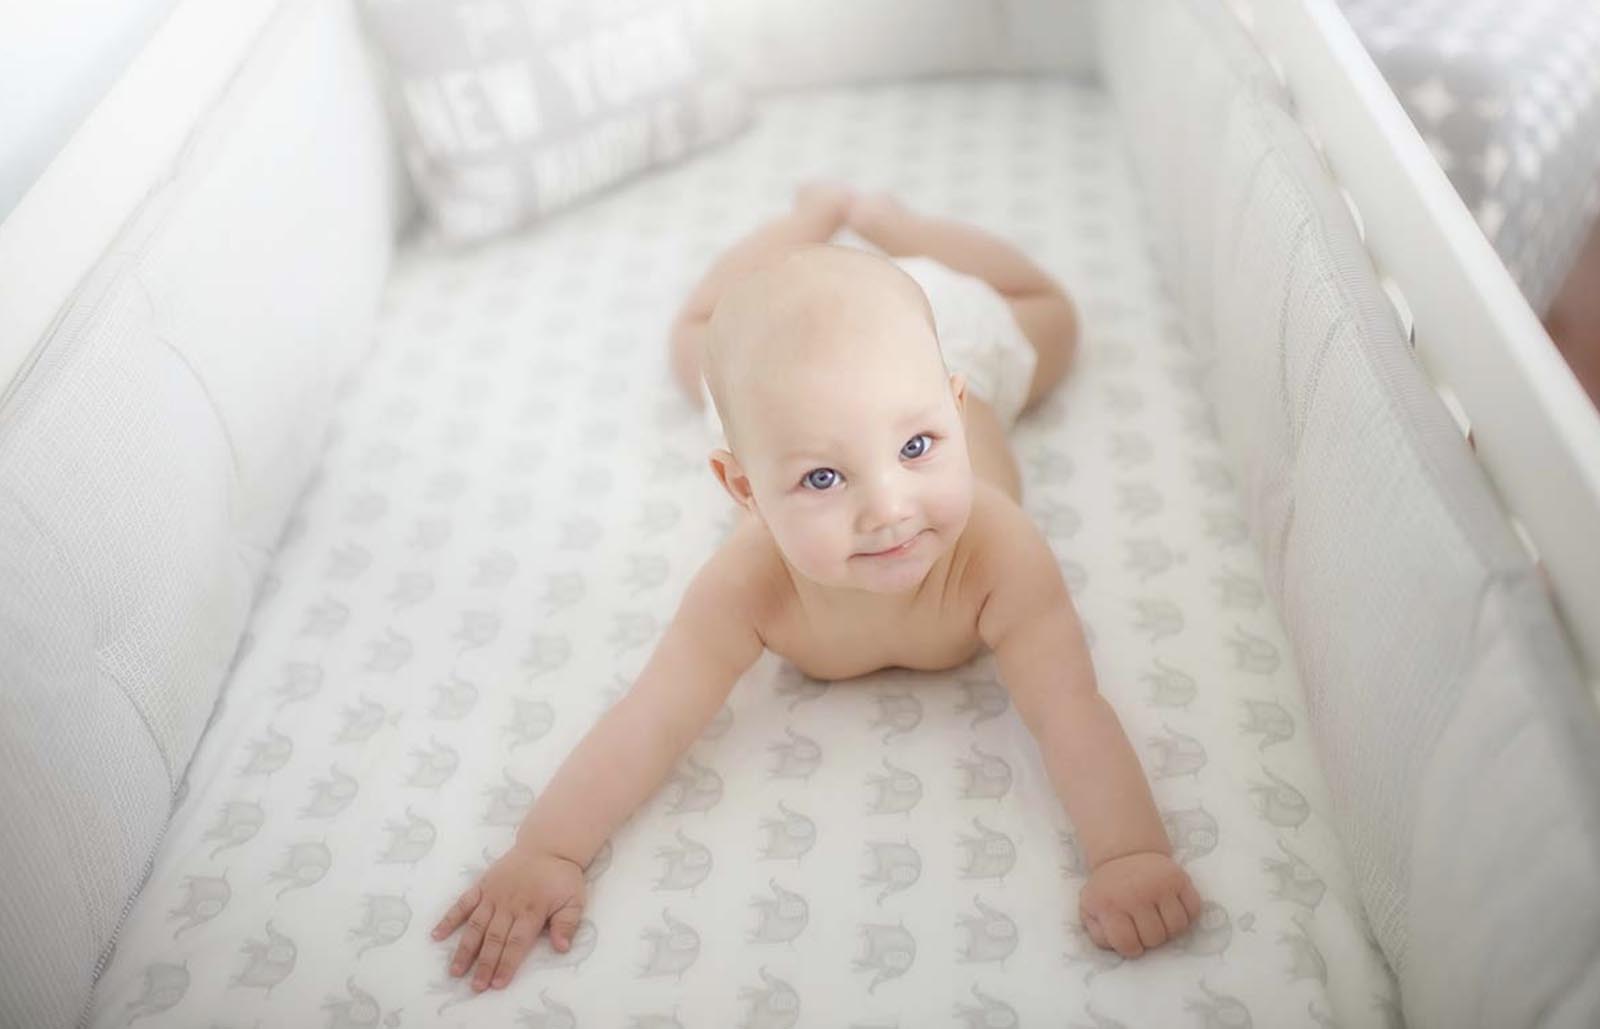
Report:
432,185,1202,994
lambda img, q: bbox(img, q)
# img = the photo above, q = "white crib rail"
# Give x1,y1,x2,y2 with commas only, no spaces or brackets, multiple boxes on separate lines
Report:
1237,0,1600,693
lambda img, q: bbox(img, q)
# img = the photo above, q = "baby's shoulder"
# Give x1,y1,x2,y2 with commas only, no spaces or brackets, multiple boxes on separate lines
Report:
689,511,793,625
960,483,1069,636
961,481,1049,566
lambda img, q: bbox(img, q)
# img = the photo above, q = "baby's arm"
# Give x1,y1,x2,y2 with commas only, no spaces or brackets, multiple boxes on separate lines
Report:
975,502,1201,957
432,538,769,991
515,543,765,866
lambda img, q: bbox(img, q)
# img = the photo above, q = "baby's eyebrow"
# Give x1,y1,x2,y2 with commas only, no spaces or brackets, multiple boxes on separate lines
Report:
778,445,835,469
777,406,944,468
898,404,941,428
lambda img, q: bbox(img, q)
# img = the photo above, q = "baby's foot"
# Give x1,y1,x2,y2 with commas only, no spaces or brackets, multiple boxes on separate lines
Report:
847,190,918,240
793,179,855,224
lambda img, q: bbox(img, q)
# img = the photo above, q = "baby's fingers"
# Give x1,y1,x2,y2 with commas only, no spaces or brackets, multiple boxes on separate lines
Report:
1132,904,1168,950
1101,910,1144,958
1179,879,1204,921
488,913,542,990
433,883,481,942
450,901,494,978
471,908,515,991
1158,892,1192,938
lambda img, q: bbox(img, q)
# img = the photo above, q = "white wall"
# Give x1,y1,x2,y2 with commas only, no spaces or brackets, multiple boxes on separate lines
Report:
0,0,182,223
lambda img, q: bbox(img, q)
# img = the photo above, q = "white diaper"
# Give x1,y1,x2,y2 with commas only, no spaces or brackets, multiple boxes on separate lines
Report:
700,229,1038,443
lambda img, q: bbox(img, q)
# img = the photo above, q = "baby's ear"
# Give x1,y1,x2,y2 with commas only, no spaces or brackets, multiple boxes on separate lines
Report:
949,372,967,411
709,449,758,511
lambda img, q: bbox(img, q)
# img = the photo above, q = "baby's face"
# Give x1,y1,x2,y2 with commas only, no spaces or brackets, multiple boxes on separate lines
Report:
731,316,974,595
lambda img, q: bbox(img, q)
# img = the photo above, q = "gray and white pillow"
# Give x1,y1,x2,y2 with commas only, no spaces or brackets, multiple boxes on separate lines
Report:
358,0,751,242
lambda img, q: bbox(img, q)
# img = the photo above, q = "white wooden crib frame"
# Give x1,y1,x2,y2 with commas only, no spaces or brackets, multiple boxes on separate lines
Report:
1237,0,1600,692
2,0,1596,692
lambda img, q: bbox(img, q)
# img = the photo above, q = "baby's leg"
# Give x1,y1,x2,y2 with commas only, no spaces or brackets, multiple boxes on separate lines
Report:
848,194,1078,413
668,183,852,406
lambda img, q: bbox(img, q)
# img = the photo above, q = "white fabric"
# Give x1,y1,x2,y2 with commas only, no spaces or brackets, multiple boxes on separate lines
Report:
893,254,1038,428
1099,1,1600,1025
0,2,402,1027
0,0,281,401
701,0,1100,90
86,77,1398,1029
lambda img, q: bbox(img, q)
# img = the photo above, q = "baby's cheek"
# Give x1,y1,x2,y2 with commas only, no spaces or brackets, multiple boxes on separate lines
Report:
772,512,844,578
929,479,974,535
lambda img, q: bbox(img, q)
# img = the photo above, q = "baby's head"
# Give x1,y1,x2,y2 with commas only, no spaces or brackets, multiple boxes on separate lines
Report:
704,244,974,594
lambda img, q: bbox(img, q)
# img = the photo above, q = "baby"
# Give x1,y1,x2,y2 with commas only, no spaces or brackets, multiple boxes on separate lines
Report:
432,183,1202,993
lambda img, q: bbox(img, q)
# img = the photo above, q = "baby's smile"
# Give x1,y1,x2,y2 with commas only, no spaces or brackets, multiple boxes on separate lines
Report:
854,528,931,559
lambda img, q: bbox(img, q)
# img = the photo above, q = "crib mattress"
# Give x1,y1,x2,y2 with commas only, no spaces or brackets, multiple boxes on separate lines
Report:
87,77,1400,1027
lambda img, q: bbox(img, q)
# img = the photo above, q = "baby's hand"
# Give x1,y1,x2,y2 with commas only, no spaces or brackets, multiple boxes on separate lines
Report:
432,842,586,992
1079,851,1202,958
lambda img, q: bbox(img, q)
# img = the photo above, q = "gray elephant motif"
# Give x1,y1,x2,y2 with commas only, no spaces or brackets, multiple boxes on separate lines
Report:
759,801,817,861
862,840,922,902
737,967,800,1029
865,760,923,815
957,817,1016,880
379,807,436,864
390,571,434,609
523,633,572,677
124,962,188,1024
507,698,555,750
362,629,412,675
169,874,230,938
768,727,822,780
239,725,293,776
654,828,713,891
269,840,331,898
1142,658,1196,708
205,801,263,859
407,737,459,788
871,691,923,742
1185,978,1252,1029
1249,766,1310,828
639,909,700,980
955,983,1020,1028
350,894,411,956
233,921,296,992
454,609,500,651
1262,839,1326,909
957,895,1019,963
338,695,402,744
663,755,724,814
429,675,478,720
472,547,518,589
542,571,586,612
749,878,810,943
482,770,535,827
276,661,324,708
855,923,916,992
956,744,1013,800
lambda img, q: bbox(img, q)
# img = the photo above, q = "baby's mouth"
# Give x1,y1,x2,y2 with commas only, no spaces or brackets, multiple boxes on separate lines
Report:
855,529,928,559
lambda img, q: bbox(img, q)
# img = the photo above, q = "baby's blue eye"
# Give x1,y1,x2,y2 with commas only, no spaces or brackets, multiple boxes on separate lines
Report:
802,468,840,491
901,434,933,460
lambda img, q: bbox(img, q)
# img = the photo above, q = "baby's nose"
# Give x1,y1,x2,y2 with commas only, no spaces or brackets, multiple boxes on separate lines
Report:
857,477,915,532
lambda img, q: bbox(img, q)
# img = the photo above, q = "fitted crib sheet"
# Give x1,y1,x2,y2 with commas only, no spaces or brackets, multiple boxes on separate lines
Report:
87,77,1401,1028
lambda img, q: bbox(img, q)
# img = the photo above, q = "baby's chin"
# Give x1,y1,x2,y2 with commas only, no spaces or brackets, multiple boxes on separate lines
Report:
842,529,948,594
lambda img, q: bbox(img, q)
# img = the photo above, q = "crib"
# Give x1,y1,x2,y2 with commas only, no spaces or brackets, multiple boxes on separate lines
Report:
2,1,1598,1027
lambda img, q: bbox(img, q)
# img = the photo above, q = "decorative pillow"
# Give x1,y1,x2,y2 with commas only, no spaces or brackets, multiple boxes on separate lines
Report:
357,0,752,243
